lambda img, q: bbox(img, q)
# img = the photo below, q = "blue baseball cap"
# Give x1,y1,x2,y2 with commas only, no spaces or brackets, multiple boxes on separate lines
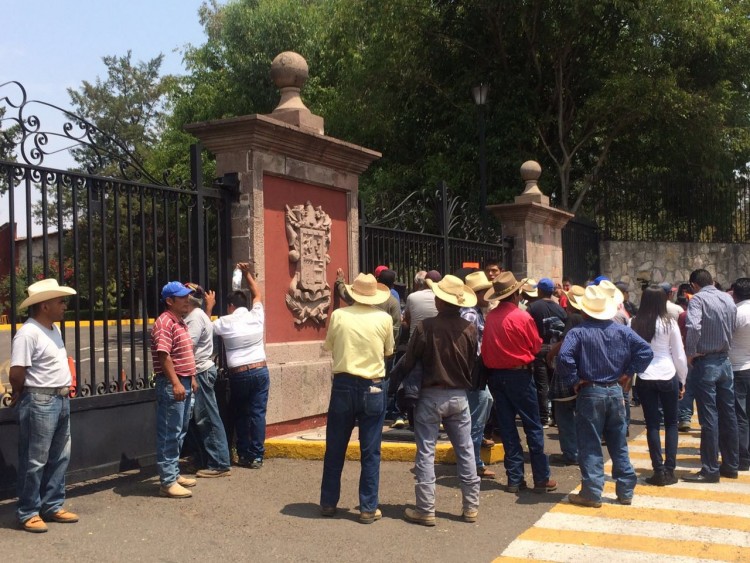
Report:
536,278,555,293
593,275,611,285
161,281,193,300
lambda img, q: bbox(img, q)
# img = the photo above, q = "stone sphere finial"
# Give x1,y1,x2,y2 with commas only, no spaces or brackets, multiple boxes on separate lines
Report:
270,51,309,90
520,160,543,195
268,51,324,134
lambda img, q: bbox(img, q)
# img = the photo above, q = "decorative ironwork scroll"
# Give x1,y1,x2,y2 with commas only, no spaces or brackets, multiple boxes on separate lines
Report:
285,201,331,325
0,80,169,185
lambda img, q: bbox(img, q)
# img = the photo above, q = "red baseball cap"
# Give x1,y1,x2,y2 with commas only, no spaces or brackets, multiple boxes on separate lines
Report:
374,265,389,277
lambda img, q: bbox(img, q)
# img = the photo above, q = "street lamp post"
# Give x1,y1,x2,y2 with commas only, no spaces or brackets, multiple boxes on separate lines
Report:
472,84,489,218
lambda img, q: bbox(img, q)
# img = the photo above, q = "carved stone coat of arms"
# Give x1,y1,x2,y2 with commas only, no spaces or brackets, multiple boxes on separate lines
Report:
285,201,332,325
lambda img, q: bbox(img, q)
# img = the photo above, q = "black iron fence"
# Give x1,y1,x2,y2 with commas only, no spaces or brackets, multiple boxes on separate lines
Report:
0,159,231,404
360,182,512,292
596,175,750,243
562,216,600,285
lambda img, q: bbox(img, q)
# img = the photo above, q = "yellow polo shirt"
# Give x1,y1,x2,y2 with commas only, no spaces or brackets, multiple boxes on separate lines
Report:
323,303,395,379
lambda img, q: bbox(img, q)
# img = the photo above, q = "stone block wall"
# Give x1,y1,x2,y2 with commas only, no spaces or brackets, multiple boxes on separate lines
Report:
600,240,750,303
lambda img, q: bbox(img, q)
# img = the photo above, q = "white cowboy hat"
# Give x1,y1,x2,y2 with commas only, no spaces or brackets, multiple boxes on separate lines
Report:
566,285,586,311
20,278,77,309
345,273,390,305
484,272,528,302
427,275,477,307
464,271,492,292
598,280,625,305
521,278,538,298
579,285,618,320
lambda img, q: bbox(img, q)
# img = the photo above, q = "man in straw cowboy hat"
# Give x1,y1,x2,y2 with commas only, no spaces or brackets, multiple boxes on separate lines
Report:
9,278,78,533
399,274,480,526
482,272,557,494
320,273,395,524
557,285,653,508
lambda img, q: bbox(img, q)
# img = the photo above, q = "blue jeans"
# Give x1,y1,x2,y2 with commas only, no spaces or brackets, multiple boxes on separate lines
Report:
229,366,270,462
679,366,695,423
735,369,750,469
156,376,193,486
487,369,550,486
553,399,578,462
320,374,388,512
193,366,231,470
414,388,480,513
16,392,71,522
467,387,493,469
690,356,739,476
638,376,679,472
575,384,636,502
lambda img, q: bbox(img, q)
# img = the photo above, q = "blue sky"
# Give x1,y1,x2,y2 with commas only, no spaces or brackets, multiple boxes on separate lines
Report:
1,0,213,230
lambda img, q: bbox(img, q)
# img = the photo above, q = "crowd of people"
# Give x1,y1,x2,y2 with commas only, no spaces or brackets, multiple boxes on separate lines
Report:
7,259,749,531
324,263,749,521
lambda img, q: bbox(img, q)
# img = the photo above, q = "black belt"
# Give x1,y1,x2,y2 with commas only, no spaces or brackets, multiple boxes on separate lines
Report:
334,373,383,384
578,380,619,388
25,386,70,396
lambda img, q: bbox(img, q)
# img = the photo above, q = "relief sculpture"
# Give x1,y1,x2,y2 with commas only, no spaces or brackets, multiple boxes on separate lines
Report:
285,201,332,325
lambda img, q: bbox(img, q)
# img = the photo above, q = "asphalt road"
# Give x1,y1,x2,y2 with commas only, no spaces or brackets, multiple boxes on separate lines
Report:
0,424,590,562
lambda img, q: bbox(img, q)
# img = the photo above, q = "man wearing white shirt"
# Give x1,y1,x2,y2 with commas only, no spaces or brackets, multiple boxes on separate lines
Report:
210,263,268,469
730,278,750,472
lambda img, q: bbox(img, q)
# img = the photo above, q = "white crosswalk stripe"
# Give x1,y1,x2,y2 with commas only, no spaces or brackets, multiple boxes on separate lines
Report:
495,421,750,563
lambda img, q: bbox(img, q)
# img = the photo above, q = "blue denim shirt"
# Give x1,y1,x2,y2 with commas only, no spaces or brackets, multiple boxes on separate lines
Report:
557,319,653,387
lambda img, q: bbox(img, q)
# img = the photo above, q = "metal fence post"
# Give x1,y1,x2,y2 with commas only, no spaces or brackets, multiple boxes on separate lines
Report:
190,143,206,287
440,181,450,273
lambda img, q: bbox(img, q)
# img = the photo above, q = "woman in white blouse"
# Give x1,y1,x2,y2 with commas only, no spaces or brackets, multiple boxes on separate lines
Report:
631,286,688,486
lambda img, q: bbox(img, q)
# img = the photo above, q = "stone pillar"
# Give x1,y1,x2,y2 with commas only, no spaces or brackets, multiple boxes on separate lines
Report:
487,161,573,281
185,52,381,432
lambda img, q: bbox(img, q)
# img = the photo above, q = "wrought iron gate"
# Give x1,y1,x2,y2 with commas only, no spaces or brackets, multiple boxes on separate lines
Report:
0,81,234,495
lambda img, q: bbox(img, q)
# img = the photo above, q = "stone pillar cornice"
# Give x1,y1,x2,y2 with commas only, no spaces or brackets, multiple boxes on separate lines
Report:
487,201,574,230
185,114,381,175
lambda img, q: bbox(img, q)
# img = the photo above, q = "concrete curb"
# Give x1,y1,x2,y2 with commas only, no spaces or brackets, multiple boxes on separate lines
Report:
266,438,505,464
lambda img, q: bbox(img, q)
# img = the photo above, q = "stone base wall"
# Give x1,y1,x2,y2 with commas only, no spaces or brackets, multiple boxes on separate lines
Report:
265,341,332,424
600,240,750,303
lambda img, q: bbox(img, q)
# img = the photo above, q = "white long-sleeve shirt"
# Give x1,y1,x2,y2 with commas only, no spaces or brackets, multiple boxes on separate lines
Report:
729,299,750,371
639,318,688,385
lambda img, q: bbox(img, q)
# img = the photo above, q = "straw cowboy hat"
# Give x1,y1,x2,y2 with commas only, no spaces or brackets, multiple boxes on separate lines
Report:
427,275,477,307
566,285,586,311
579,285,618,320
484,272,528,302
597,279,625,305
521,278,538,298
345,273,390,305
20,278,77,309
464,271,492,293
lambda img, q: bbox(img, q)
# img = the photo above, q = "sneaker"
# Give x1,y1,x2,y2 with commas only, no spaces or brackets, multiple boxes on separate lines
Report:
177,475,197,488
462,509,478,523
618,496,633,505
477,466,496,479
678,421,691,432
21,515,48,533
391,417,406,429
645,471,666,486
160,482,193,498
533,479,558,493
319,505,337,517
196,468,232,478
43,509,79,523
505,481,528,493
404,507,436,526
250,459,264,469
359,508,382,524
568,493,602,508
